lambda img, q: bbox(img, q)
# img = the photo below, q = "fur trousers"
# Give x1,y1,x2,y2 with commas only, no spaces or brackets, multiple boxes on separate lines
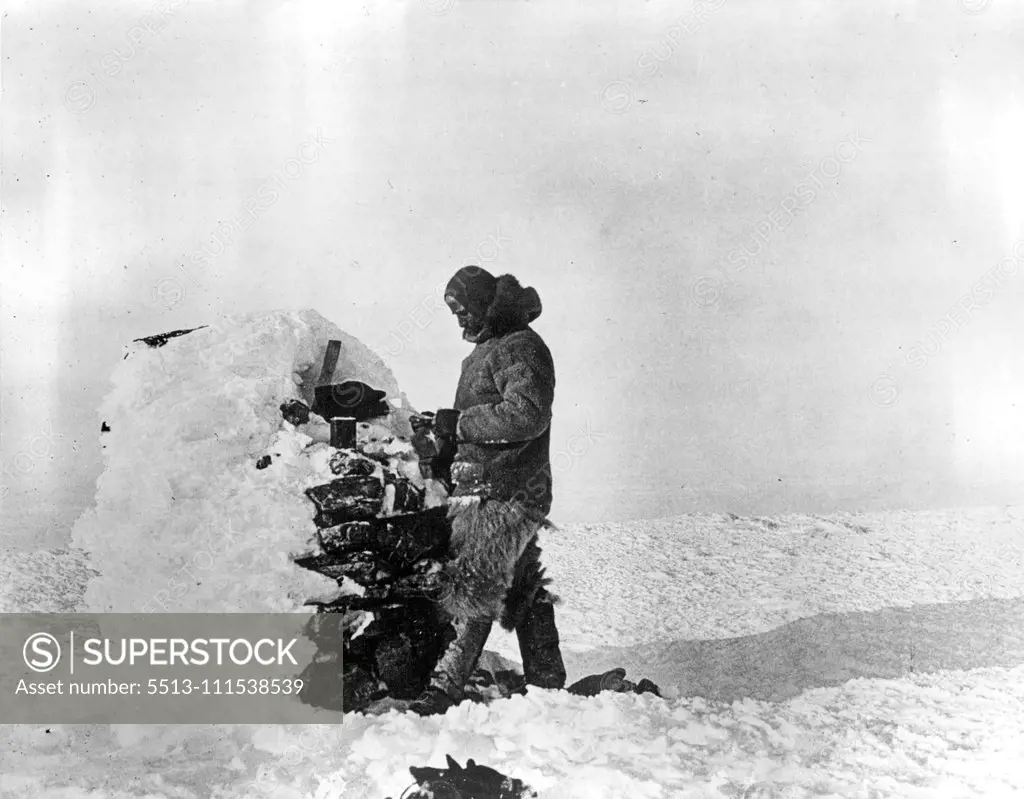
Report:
441,498,556,631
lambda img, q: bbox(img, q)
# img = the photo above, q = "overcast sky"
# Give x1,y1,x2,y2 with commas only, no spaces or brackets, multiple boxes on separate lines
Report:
2,0,1023,548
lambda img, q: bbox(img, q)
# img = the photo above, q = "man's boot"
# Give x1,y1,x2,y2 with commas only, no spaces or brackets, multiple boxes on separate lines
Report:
410,616,492,716
516,593,566,690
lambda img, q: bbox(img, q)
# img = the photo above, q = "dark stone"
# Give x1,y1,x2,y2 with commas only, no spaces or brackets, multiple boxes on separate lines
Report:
255,455,272,470
298,600,454,713
299,612,389,713
301,610,346,643
294,550,393,585
370,604,454,699
133,326,207,348
318,507,449,567
344,624,384,665
306,476,384,526
280,399,311,426
317,520,377,553
100,422,111,433
301,609,383,662
373,636,419,698
305,563,450,608
329,450,377,477
388,566,452,602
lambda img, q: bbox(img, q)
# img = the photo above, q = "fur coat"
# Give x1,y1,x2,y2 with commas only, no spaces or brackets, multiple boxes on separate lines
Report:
449,274,555,517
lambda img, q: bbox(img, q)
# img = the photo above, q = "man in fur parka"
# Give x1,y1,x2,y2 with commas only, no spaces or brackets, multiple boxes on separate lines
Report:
408,265,567,715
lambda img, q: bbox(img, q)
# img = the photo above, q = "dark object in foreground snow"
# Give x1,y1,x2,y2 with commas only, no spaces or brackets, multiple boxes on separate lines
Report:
255,455,272,470
567,667,662,698
133,326,208,348
386,754,538,799
100,421,111,433
279,399,311,427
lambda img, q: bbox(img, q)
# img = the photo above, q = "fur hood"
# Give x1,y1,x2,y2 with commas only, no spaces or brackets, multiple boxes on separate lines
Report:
478,275,542,340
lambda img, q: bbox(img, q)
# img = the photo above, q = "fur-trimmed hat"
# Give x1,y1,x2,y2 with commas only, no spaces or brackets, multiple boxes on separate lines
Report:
445,266,498,317
446,268,542,343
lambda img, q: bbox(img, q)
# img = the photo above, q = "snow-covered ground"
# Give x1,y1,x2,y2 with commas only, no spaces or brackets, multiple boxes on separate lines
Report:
2,312,1021,797
2,505,1022,798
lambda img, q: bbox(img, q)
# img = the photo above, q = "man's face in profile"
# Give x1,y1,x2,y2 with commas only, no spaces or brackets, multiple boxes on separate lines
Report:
445,294,485,340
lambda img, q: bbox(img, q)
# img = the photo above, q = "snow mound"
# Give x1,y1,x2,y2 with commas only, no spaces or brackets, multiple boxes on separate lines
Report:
71,309,406,613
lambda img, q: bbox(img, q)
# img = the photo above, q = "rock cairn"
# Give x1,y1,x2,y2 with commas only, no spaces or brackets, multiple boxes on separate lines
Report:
290,413,457,713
